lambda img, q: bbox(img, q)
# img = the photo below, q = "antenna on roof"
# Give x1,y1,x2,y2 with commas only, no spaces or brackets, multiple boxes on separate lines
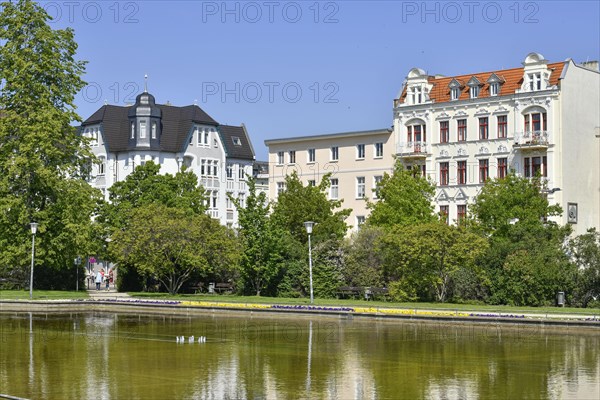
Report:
144,74,148,93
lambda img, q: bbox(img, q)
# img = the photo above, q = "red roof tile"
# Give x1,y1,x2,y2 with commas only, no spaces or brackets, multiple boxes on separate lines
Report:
398,61,566,105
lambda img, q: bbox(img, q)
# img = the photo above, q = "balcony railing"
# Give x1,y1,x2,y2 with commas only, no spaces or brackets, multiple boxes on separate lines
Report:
207,209,219,219
396,142,430,158
514,131,549,149
200,176,220,188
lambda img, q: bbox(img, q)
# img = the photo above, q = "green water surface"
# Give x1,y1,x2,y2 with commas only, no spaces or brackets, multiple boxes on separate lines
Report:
0,312,598,399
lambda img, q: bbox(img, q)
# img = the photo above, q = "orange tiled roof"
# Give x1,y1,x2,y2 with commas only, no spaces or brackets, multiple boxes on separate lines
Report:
398,61,566,104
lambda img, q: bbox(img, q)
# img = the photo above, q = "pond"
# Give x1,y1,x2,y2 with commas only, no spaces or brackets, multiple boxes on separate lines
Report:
0,312,598,399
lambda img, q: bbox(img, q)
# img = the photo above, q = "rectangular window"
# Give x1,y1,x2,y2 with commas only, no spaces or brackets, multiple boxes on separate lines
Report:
239,165,245,180
497,115,507,138
356,216,366,229
528,73,541,91
200,159,206,176
308,180,316,187
330,146,339,161
356,177,366,198
226,164,233,179
451,87,460,101
375,142,384,158
457,205,467,224
457,119,467,142
440,121,449,143
203,130,209,145
330,178,339,199
139,121,147,139
479,159,489,183
308,148,315,163
357,144,365,159
470,86,480,99
440,162,449,186
277,151,284,165
151,122,157,139
524,157,531,178
373,175,383,199
457,161,467,185
289,150,296,164
211,191,218,209
277,182,285,195
440,205,449,225
479,117,488,140
490,83,499,96
497,157,508,179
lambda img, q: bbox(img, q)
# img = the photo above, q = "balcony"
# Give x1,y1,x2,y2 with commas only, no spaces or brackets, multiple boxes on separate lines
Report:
200,176,220,189
207,209,219,219
514,131,549,151
396,142,430,159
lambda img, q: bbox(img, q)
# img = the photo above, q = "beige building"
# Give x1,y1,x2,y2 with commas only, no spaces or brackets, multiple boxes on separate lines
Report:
265,129,394,231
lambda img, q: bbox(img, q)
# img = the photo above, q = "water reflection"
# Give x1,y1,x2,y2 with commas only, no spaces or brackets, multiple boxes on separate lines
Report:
0,312,598,399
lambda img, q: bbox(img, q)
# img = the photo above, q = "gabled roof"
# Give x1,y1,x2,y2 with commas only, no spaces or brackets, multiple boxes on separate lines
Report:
217,124,255,160
398,61,566,104
81,101,219,153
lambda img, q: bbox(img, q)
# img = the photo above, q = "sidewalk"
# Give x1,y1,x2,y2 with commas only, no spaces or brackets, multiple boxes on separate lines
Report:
87,286,130,300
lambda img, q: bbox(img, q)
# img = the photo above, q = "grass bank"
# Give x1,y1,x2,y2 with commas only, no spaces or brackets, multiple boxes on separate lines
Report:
0,290,89,300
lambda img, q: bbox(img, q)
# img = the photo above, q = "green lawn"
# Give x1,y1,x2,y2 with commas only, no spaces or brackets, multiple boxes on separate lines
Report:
0,290,89,300
130,292,599,315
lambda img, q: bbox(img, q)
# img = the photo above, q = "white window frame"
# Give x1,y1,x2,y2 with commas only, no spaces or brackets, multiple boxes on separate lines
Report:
330,178,339,199
288,150,296,164
277,151,284,165
374,142,384,158
308,148,316,163
469,85,480,99
490,82,499,96
451,87,460,101
373,175,383,199
330,146,339,161
356,144,365,159
356,176,366,198
139,121,146,139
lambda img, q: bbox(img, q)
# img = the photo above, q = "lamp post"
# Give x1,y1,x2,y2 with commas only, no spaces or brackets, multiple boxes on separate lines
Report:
29,222,38,300
304,221,315,304
74,256,81,292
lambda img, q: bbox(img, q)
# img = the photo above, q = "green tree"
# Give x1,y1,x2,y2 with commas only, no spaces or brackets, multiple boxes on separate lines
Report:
470,172,573,305
379,222,487,302
0,0,98,287
109,204,238,295
271,171,351,244
230,176,286,296
342,226,385,287
568,229,600,307
367,161,436,228
99,161,207,230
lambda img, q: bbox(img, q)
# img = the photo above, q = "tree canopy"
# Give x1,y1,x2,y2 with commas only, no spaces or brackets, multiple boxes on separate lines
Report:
0,0,98,287
270,171,351,244
367,161,436,228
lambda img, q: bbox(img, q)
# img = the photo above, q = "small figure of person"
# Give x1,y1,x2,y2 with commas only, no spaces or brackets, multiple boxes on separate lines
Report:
95,269,103,291
105,269,111,291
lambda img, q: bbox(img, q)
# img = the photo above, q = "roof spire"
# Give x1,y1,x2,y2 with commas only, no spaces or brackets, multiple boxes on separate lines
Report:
144,74,148,93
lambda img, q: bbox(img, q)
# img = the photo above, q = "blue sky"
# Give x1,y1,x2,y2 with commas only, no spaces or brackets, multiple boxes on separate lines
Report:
42,0,600,160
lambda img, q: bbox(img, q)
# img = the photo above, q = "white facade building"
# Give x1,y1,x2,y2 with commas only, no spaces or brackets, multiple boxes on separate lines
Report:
81,90,256,227
394,53,599,234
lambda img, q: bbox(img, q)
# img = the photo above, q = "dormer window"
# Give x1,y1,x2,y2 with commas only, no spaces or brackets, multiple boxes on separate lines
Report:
490,82,499,96
528,73,542,91
451,87,460,100
232,136,242,146
410,87,423,104
467,77,481,99
449,79,462,101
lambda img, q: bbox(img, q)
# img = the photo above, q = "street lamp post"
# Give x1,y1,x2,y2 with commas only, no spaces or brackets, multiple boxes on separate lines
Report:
304,221,315,304
29,222,38,300
74,256,81,292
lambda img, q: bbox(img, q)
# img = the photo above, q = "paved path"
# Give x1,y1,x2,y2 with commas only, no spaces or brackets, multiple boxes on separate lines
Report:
87,286,130,300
